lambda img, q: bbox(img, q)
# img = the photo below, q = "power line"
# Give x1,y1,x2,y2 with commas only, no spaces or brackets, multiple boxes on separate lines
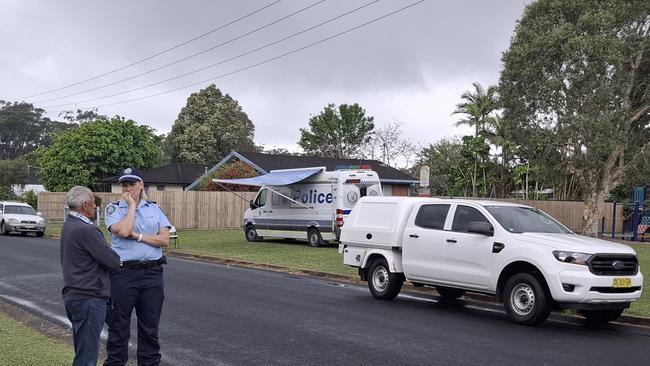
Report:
41,0,378,109
35,0,326,104
19,0,283,100
44,0,425,114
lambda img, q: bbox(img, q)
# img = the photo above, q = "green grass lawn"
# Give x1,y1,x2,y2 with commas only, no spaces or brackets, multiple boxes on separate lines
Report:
628,243,649,317
173,229,357,277
173,229,650,317
0,311,73,366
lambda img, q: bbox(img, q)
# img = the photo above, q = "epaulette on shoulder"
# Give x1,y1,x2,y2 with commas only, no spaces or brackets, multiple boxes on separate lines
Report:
147,201,157,205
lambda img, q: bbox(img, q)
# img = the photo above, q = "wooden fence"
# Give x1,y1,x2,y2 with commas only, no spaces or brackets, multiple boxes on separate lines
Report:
39,192,623,232
494,199,623,233
38,191,257,229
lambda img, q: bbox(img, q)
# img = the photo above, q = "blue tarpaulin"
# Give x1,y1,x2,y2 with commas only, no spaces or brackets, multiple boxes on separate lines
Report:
212,167,324,187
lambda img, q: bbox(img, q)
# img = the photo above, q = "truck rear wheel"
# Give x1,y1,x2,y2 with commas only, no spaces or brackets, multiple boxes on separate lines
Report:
368,258,403,300
245,225,261,242
579,309,624,324
307,228,326,247
436,286,465,300
503,273,551,326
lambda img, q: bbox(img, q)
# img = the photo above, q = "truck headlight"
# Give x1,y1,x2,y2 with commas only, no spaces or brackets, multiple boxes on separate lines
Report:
7,218,18,223
553,251,591,265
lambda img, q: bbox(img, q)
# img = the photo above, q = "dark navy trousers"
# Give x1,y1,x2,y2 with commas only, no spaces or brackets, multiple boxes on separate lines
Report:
104,267,164,366
65,297,108,366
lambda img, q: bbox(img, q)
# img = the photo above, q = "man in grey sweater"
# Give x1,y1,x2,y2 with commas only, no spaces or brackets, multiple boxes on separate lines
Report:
60,186,121,366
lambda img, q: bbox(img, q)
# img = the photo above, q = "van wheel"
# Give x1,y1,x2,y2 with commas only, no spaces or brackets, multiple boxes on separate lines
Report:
503,273,551,326
436,286,465,299
244,225,261,242
368,258,403,300
579,309,624,324
307,228,326,247
1,221,8,235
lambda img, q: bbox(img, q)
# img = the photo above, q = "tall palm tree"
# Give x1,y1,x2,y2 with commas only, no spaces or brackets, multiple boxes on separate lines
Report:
451,82,499,197
452,82,499,137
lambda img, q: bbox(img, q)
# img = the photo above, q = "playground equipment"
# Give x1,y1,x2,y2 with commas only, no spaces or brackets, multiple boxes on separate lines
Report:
600,186,649,242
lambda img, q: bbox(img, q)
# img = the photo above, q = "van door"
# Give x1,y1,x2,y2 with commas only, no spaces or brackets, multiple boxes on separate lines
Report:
268,187,294,238
251,188,270,236
435,204,495,289
402,203,451,282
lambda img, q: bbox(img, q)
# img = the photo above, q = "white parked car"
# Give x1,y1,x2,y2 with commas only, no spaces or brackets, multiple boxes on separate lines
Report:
0,201,46,237
340,197,643,325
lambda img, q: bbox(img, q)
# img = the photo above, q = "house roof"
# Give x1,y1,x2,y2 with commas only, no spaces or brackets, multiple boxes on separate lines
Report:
102,163,209,185
186,151,418,191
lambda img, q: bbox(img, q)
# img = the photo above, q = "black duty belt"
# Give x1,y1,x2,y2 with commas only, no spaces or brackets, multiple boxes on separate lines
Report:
121,256,167,270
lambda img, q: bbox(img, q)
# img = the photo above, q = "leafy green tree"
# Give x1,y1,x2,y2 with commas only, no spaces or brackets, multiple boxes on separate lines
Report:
21,190,38,209
452,83,500,197
459,135,493,197
481,114,517,197
299,103,375,158
37,116,164,191
0,159,29,199
0,101,75,159
415,138,472,197
499,0,650,234
168,84,256,165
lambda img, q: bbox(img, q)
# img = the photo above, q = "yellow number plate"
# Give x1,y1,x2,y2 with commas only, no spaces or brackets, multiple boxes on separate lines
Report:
612,278,631,288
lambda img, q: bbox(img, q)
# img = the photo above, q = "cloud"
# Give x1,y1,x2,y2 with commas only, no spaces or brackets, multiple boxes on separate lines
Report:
1,0,526,152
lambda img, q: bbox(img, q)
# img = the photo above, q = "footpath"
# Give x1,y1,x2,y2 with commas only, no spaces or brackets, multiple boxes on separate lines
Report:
167,249,650,328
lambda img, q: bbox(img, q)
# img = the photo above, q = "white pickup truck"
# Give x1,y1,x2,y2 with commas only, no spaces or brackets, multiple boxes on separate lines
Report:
339,197,643,325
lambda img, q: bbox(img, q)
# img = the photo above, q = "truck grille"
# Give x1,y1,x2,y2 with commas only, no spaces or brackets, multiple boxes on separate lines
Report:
588,254,638,276
21,220,37,224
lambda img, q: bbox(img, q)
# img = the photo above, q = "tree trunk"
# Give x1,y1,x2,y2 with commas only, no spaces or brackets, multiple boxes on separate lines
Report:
582,145,625,236
525,163,529,199
472,154,478,197
582,191,606,236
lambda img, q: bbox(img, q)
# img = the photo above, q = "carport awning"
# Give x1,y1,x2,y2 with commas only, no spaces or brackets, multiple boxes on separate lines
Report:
213,167,324,187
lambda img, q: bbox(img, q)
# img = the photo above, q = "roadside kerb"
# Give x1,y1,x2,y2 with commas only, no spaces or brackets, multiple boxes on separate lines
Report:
167,250,650,328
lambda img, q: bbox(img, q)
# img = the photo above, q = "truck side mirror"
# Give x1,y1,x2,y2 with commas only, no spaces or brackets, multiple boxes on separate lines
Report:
249,200,257,210
468,221,494,236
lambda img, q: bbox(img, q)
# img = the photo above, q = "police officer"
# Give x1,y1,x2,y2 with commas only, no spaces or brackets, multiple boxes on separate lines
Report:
104,168,171,366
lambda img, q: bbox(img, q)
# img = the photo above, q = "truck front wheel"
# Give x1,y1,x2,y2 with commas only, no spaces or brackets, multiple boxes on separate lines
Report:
368,258,403,300
503,273,551,326
579,309,624,324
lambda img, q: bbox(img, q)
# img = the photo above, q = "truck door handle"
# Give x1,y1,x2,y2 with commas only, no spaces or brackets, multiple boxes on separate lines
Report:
446,239,457,243
409,234,419,238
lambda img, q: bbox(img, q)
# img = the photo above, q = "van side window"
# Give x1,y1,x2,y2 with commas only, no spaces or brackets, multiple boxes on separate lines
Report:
254,189,268,208
451,205,490,233
271,188,291,208
414,204,450,230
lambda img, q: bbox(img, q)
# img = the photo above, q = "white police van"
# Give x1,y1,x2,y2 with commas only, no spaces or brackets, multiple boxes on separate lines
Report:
214,166,382,247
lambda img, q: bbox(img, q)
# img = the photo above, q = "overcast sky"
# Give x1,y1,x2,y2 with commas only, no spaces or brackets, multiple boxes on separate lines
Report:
1,0,528,152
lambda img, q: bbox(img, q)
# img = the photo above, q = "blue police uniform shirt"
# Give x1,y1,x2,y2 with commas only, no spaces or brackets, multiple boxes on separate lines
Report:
105,199,171,261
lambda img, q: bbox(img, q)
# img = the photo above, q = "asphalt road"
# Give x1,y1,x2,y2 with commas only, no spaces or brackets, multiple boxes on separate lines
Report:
0,235,648,366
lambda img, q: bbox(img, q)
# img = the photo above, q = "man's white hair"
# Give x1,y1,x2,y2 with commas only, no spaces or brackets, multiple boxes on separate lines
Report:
65,186,93,210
